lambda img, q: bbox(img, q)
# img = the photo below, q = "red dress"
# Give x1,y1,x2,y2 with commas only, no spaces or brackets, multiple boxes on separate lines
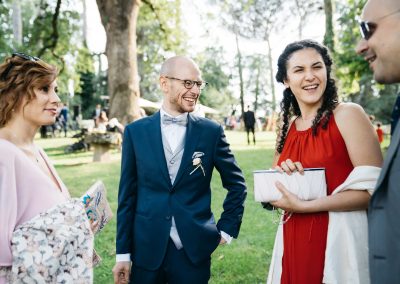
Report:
278,115,353,284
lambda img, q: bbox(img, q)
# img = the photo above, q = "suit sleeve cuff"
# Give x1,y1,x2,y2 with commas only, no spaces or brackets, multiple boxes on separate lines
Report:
116,253,131,262
220,231,233,244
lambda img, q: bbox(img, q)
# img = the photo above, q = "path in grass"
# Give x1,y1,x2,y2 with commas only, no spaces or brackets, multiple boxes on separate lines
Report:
40,130,278,284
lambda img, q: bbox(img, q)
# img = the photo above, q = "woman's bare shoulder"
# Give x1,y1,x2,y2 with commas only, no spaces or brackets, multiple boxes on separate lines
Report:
333,102,369,128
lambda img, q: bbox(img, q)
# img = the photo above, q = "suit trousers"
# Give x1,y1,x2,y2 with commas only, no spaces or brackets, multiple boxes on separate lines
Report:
130,238,211,284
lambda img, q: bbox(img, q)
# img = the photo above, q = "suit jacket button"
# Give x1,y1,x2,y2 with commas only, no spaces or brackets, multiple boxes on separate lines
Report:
165,216,171,220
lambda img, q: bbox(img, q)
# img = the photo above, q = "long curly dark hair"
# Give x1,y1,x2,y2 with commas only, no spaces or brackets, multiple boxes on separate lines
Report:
275,40,339,154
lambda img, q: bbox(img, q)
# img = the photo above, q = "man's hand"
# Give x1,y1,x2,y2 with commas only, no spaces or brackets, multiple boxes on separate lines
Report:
219,237,227,245
112,261,131,284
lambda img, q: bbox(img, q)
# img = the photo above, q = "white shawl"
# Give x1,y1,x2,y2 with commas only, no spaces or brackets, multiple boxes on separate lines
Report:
267,166,381,284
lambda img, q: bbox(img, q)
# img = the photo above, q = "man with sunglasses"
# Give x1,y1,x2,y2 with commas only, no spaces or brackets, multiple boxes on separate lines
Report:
356,1,400,283
112,56,247,284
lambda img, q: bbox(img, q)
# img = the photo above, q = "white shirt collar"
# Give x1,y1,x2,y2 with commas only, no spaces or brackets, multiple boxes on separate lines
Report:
160,107,188,121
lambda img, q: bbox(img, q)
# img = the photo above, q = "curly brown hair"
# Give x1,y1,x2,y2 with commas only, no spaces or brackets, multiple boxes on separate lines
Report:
0,54,58,127
275,40,339,154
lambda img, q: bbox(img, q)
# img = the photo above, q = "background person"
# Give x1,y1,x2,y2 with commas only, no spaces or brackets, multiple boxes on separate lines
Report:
0,53,95,283
58,102,69,137
92,104,102,127
356,0,400,282
267,40,382,284
376,123,384,144
242,104,256,145
95,110,109,131
112,56,247,284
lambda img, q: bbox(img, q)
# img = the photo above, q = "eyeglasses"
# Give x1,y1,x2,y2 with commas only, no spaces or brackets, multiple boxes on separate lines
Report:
358,9,400,40
164,76,208,90
0,52,40,81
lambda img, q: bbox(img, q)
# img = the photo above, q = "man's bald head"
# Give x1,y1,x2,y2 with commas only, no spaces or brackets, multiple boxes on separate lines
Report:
364,0,400,18
160,56,201,77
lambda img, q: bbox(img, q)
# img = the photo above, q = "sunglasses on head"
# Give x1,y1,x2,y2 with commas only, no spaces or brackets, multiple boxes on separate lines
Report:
358,9,400,40
0,52,40,81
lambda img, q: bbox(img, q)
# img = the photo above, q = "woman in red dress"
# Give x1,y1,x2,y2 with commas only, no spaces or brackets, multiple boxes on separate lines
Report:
269,40,383,283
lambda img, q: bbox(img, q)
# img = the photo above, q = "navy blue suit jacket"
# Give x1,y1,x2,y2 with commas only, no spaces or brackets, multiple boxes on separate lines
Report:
369,121,400,283
116,111,247,270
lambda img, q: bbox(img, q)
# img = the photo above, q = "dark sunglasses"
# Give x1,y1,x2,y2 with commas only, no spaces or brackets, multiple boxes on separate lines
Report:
0,52,40,81
358,9,400,40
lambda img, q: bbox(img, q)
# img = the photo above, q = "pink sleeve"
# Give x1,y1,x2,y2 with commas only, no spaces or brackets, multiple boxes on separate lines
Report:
0,155,18,266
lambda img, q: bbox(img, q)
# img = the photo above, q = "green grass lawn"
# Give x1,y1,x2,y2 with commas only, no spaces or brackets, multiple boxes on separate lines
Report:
38,130,278,283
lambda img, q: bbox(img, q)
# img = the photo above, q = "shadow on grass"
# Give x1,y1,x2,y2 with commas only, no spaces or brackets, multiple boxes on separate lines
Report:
56,162,92,168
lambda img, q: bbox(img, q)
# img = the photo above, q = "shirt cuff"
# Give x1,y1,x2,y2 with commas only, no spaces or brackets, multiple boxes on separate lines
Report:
116,253,131,262
220,231,233,244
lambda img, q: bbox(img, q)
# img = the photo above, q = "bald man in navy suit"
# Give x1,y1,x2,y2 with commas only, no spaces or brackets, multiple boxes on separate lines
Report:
112,56,247,284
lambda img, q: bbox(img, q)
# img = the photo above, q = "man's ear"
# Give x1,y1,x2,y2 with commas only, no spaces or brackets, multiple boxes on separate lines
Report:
159,76,168,92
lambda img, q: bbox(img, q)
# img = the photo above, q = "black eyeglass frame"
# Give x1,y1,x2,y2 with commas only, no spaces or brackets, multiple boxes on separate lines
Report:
164,76,208,90
358,9,400,40
0,52,40,81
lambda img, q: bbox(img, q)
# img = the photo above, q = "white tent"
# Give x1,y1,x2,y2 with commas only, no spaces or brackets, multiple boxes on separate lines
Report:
139,98,160,109
196,104,219,114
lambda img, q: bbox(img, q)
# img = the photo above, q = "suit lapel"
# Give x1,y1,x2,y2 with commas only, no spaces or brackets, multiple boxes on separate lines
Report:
172,113,202,187
375,122,400,189
147,111,172,186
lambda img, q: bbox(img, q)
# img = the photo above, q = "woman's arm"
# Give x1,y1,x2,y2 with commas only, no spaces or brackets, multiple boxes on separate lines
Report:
271,103,383,213
272,183,371,213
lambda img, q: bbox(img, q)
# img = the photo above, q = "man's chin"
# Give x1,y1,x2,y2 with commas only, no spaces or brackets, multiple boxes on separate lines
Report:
374,72,400,85
183,105,197,113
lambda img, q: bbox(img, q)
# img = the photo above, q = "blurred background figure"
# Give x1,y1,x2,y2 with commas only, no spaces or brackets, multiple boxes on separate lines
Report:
243,105,256,145
376,123,384,144
95,110,109,131
58,102,69,137
92,104,102,127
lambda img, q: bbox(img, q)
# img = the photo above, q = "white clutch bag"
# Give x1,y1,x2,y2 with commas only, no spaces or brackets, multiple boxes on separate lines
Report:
253,168,327,202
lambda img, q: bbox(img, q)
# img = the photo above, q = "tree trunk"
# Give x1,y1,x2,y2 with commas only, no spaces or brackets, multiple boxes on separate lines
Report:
294,0,303,39
254,62,260,112
82,0,88,46
96,0,141,125
12,0,22,46
235,32,245,118
266,37,277,131
266,38,275,111
323,0,334,52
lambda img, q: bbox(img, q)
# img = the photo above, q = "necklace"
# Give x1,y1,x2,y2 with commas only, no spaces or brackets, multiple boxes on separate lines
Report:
19,145,40,163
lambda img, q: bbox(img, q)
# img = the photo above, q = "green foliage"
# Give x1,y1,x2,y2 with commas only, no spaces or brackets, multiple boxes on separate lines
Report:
244,54,270,112
335,0,369,96
196,46,235,113
73,47,107,119
0,0,13,58
137,0,187,102
0,0,89,103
